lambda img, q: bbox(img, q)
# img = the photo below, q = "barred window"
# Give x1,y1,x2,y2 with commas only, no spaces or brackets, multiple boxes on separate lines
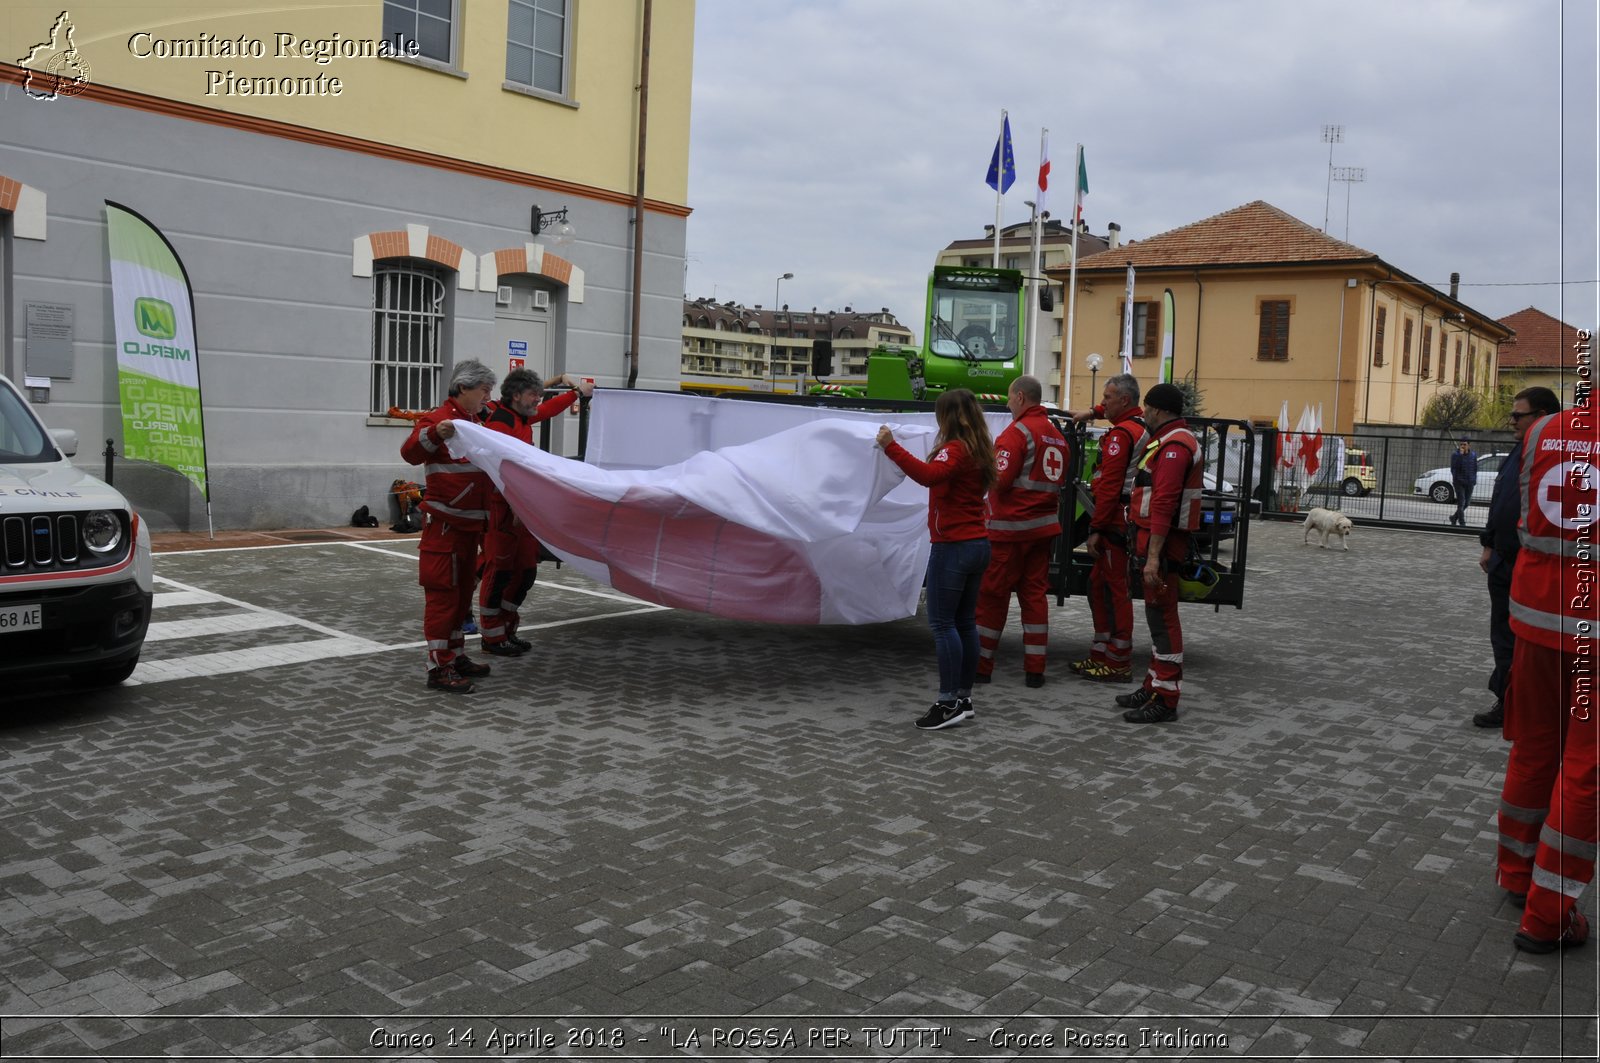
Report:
507,0,569,96
1372,306,1386,367
371,262,448,415
1257,299,1290,361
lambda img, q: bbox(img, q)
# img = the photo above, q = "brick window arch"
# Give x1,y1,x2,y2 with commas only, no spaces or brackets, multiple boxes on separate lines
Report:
477,243,585,303
353,224,476,288
0,175,47,240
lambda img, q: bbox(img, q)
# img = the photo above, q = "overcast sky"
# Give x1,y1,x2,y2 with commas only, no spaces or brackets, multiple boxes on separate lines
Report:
685,0,1598,342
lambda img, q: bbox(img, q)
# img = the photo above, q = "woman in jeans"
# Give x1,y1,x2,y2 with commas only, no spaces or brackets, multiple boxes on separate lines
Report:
876,389,996,730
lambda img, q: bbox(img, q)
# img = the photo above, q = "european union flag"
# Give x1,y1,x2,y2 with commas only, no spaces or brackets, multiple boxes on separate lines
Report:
985,115,1016,193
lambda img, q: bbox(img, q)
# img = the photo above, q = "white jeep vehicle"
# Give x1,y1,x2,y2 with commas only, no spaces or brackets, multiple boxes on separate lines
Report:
1,374,152,686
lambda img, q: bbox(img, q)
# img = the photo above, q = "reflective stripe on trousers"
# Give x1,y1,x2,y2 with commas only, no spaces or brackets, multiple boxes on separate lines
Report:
974,539,1052,676
1498,638,1599,940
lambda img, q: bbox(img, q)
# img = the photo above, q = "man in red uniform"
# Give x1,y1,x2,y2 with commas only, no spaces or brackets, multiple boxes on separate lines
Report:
1115,382,1203,724
975,375,1068,688
1065,373,1148,682
478,369,595,655
400,359,497,694
1495,401,1598,953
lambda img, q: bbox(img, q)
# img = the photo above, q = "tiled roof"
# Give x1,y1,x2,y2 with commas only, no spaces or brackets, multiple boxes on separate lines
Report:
1496,307,1585,369
1072,200,1376,271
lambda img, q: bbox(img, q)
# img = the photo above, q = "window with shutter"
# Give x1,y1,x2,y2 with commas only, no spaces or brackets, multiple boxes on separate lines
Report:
1256,299,1290,361
1421,325,1432,378
1118,301,1162,358
1372,306,1386,367
1454,338,1462,383
1401,317,1413,374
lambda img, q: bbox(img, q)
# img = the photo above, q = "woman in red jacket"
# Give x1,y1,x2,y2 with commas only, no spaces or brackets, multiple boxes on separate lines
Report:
876,389,997,730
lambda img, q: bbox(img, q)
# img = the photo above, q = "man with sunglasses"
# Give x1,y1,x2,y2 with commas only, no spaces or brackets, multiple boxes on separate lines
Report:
1474,387,1561,728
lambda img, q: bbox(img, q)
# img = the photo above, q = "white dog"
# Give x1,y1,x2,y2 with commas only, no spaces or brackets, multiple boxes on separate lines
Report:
1302,507,1354,551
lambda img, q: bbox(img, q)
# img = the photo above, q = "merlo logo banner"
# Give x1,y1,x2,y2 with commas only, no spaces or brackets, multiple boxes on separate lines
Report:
106,202,209,500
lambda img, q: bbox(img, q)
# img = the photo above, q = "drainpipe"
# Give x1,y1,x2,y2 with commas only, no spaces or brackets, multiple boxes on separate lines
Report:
1332,279,1350,436
626,0,652,388
1190,270,1204,387
1361,279,1378,425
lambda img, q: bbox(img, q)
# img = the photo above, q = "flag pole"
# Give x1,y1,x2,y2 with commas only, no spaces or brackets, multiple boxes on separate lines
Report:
1026,127,1047,384
1026,200,1040,379
991,110,1006,268
1062,143,1083,406
1119,262,1136,376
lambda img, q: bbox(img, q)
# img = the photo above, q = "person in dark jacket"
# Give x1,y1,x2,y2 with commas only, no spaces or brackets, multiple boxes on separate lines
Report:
1449,439,1479,526
1473,387,1561,728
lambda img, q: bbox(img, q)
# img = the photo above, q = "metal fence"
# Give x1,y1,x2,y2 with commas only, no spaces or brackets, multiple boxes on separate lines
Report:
1255,427,1514,532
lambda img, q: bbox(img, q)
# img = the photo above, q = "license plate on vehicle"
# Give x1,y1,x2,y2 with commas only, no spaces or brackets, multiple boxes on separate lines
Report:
0,603,43,632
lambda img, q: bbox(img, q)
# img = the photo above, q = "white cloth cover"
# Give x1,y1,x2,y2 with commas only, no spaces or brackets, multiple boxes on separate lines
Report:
447,391,1011,625
444,390,1004,624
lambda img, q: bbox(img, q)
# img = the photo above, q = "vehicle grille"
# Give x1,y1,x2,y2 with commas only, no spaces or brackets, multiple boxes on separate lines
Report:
0,511,129,575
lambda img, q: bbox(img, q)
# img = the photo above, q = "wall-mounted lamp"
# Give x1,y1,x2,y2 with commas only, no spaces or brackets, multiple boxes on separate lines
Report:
531,204,576,248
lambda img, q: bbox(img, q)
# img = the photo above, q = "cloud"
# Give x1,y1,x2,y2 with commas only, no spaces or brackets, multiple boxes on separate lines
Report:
688,0,1598,337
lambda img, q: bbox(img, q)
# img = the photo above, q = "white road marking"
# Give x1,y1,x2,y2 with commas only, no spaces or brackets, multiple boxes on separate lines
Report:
134,544,668,686
128,637,383,686
339,540,417,558
152,575,374,643
151,590,220,609
144,611,299,643
337,540,667,609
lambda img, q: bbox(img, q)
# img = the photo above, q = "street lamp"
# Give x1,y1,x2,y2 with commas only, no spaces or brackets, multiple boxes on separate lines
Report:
1085,352,1103,404
772,272,793,388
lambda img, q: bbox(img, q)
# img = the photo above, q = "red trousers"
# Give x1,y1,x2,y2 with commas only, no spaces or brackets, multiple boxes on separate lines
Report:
1497,638,1598,939
976,538,1053,677
418,516,481,670
479,520,540,645
1133,529,1188,707
1087,530,1134,667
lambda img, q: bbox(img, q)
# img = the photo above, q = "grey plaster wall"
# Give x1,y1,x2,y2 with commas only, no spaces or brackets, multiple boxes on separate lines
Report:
0,92,686,530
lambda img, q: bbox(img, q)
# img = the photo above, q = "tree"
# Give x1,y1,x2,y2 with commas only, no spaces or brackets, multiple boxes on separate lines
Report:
1475,384,1518,430
1421,388,1480,431
1176,375,1205,418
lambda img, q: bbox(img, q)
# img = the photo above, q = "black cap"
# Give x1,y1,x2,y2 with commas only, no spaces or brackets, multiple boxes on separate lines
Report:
1144,382,1184,414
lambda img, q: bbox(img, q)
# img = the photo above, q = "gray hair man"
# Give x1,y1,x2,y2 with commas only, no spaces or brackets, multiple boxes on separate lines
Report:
398,358,500,694
1063,372,1147,681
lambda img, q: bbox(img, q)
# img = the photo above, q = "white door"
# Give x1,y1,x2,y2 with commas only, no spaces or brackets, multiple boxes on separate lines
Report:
493,280,553,384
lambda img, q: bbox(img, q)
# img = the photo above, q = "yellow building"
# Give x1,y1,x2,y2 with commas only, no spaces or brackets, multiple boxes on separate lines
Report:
1496,307,1590,410
1050,201,1511,432
0,0,694,528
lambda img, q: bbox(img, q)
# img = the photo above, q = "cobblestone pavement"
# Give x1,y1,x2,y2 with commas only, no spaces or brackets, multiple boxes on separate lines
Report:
1,520,1595,1060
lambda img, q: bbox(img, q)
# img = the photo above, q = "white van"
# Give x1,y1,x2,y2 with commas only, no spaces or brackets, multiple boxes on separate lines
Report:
0,374,153,686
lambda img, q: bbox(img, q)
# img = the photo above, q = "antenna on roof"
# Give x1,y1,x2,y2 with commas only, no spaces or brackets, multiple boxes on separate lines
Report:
1320,124,1344,232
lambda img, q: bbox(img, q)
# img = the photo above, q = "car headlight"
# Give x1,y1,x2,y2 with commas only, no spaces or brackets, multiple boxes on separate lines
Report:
83,510,124,554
